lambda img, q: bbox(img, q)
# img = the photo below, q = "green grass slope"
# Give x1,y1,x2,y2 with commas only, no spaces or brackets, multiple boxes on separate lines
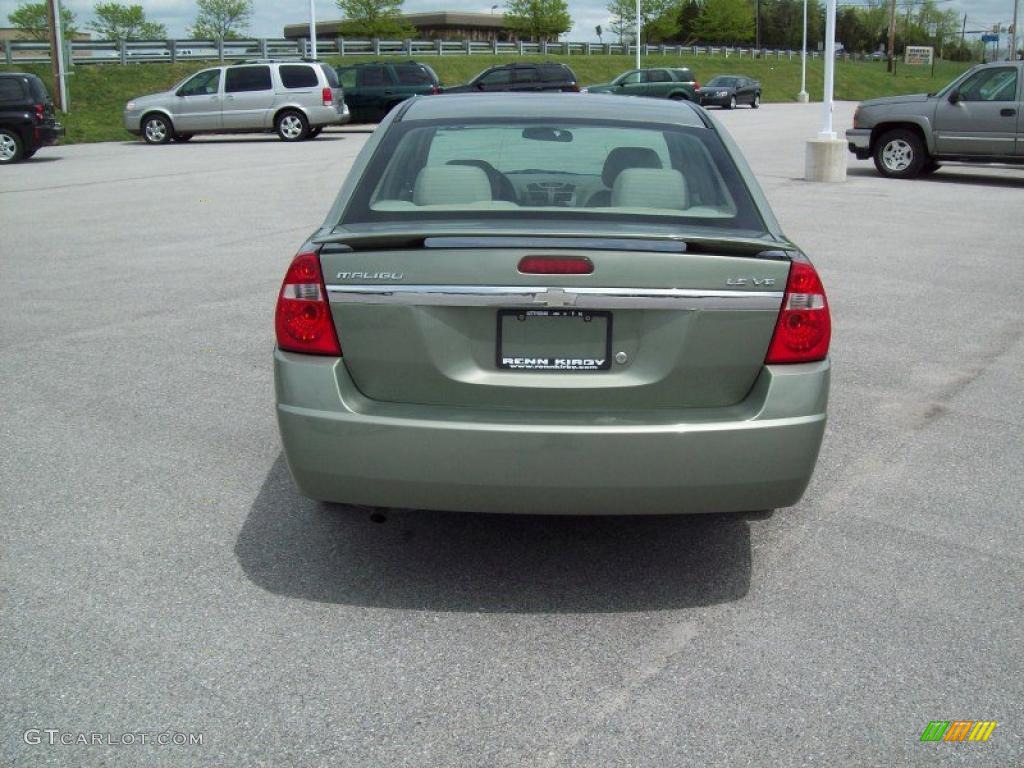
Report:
2,54,970,144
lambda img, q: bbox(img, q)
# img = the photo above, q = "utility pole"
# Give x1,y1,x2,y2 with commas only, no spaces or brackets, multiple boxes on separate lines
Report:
1011,0,1020,60
797,0,808,102
756,0,761,50
886,0,898,73
46,0,67,112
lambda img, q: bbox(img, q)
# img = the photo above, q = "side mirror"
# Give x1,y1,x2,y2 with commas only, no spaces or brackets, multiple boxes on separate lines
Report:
948,90,961,104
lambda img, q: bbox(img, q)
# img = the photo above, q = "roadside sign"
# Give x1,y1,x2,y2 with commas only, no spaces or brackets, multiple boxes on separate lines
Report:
904,45,934,65
981,34,999,43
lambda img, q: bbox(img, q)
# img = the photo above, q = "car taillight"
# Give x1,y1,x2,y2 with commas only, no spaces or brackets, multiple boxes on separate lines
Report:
322,87,333,106
430,84,440,95
33,103,45,120
275,251,341,356
566,83,580,92
518,256,593,275
765,259,830,364
694,80,700,90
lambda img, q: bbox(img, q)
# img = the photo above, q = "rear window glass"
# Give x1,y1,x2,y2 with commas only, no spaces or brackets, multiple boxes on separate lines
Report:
225,66,271,93
344,119,764,235
675,69,695,81
395,64,433,85
0,78,25,103
541,65,571,82
27,76,49,102
279,64,319,89
320,63,339,88
513,67,538,84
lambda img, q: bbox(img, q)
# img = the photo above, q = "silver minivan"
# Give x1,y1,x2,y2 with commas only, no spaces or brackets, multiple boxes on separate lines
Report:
124,60,349,144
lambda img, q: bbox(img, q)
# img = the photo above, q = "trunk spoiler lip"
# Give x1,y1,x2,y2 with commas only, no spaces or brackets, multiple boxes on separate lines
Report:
312,228,796,259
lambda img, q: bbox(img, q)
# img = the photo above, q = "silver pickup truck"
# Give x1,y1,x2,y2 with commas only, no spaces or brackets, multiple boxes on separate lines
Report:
846,60,1024,178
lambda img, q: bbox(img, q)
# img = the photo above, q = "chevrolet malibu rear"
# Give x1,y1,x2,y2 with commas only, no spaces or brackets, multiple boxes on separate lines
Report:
274,94,830,515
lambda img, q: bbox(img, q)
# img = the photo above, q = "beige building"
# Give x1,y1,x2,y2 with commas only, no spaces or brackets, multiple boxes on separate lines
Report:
284,12,517,43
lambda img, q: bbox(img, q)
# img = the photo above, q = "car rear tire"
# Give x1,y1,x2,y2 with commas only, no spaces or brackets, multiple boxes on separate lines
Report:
276,110,309,142
873,128,927,179
0,128,24,164
669,92,687,101
727,96,737,110
752,93,761,108
920,160,941,176
142,113,173,145
173,133,193,142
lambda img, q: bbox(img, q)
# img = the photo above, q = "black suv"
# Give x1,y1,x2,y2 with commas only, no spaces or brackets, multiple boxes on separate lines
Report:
0,72,64,164
443,63,579,94
336,61,440,123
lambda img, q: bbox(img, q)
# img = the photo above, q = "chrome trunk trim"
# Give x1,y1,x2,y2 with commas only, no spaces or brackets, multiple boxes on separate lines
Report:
325,285,784,311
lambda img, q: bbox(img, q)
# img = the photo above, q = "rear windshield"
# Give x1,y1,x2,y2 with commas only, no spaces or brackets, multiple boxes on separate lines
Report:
707,77,740,87
395,64,434,85
27,76,50,102
342,119,765,235
320,63,339,88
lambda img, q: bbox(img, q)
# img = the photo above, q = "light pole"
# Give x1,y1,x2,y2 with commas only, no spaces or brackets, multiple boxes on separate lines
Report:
635,0,641,69
1012,0,1020,60
820,0,837,138
308,0,317,59
797,0,808,102
804,0,845,181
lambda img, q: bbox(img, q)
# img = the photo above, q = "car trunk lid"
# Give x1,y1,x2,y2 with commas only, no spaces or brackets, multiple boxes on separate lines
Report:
318,235,791,411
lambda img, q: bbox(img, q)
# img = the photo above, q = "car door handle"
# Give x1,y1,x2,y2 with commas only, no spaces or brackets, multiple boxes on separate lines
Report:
1001,108,1016,116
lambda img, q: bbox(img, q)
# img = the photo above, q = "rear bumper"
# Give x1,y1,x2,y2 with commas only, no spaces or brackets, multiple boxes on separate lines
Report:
275,351,830,515
846,128,872,159
36,123,64,146
306,103,350,127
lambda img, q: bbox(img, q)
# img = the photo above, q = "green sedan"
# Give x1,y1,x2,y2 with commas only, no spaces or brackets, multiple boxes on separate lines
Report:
274,93,830,515
584,67,699,101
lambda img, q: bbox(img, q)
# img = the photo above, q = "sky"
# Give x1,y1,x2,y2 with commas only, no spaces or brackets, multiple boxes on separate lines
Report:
0,0,1017,44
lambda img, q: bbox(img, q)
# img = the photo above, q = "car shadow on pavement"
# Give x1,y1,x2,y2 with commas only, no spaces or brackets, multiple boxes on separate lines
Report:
847,166,1024,188
234,455,755,613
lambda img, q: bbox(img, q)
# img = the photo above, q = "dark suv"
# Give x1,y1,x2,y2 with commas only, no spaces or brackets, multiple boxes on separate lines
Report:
0,72,64,164
443,63,579,94
336,61,440,123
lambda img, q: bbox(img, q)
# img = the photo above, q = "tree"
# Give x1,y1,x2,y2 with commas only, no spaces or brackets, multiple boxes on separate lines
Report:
7,1,77,41
595,24,603,43
505,0,572,43
606,0,678,46
694,0,755,43
677,1,702,44
189,0,253,41
88,3,166,40
335,0,414,38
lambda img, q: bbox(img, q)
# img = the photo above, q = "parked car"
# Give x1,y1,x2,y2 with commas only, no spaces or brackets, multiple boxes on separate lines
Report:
699,75,761,109
335,61,440,123
273,93,831,516
0,72,64,164
846,60,1024,178
123,59,348,144
442,62,579,94
584,67,699,101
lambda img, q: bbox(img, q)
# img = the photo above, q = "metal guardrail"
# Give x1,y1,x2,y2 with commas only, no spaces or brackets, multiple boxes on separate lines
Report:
0,37,850,66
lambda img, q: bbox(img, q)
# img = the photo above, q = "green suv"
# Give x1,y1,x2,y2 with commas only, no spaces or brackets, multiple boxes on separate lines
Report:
584,67,699,101
336,61,440,123
273,93,830,516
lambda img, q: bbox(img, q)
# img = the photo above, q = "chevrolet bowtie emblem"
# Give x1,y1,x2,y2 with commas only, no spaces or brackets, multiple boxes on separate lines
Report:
535,288,578,308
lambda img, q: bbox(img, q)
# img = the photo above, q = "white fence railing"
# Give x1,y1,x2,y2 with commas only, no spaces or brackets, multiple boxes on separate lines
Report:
0,37,861,66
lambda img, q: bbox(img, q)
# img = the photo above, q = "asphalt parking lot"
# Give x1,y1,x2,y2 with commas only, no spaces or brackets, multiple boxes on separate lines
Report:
2,102,1022,767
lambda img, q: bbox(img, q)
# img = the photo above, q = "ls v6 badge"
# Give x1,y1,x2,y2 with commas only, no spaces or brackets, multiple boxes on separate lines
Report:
726,277,776,286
